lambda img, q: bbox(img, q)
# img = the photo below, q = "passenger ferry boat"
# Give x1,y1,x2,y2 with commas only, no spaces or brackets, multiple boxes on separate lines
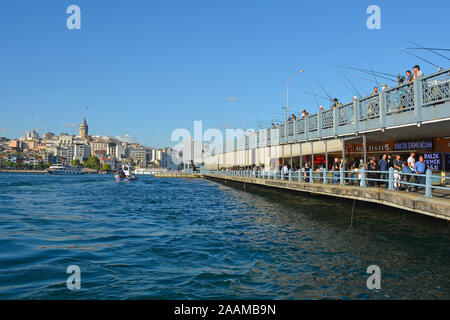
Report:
47,164,84,175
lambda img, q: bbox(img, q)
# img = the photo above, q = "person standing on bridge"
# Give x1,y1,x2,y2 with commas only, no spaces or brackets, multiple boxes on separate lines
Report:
393,155,403,190
414,156,426,191
283,164,289,178
378,154,388,187
408,152,416,186
413,65,424,82
406,70,414,83
332,157,340,184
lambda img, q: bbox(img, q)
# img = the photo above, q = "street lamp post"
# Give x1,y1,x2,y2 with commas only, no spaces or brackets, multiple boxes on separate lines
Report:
286,69,305,120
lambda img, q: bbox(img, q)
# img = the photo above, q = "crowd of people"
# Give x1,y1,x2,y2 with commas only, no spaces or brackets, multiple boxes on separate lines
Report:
274,152,427,192
224,150,430,193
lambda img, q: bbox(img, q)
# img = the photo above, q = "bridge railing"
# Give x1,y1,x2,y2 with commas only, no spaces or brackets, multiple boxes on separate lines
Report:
208,168,450,198
421,69,450,107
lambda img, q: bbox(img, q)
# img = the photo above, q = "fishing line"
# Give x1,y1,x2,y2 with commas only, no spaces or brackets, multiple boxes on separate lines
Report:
401,49,443,70
366,58,380,89
348,198,356,228
402,39,450,61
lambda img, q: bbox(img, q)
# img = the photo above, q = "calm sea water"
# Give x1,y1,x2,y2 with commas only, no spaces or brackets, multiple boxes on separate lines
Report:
0,173,448,299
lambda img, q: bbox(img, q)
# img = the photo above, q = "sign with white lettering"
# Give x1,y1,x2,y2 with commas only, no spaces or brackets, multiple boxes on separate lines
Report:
394,139,434,151
423,153,442,171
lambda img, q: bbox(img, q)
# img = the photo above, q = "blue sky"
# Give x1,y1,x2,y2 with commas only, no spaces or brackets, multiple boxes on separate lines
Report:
0,0,448,147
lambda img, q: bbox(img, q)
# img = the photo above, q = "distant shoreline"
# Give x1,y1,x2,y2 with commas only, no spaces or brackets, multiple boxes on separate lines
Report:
0,169,99,174
0,169,47,173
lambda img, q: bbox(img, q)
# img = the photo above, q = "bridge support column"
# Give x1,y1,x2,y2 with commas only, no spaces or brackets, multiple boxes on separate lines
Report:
300,143,303,169
290,144,293,169
363,134,367,166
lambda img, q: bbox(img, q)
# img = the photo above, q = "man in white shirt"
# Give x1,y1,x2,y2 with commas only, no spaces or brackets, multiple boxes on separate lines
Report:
407,152,416,170
283,165,289,178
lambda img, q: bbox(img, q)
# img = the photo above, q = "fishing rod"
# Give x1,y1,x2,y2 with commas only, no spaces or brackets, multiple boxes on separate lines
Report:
405,48,450,52
312,75,333,102
300,90,331,102
402,39,449,61
367,58,380,89
335,65,362,98
338,65,398,81
400,49,443,70
342,83,359,98
339,65,398,83
311,86,321,109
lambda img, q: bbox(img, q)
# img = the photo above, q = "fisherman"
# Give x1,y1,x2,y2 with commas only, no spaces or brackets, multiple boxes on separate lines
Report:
331,98,341,109
301,110,309,118
405,70,414,83
412,65,424,81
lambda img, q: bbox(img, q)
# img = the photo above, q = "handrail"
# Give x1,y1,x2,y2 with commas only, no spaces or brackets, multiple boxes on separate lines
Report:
208,168,450,199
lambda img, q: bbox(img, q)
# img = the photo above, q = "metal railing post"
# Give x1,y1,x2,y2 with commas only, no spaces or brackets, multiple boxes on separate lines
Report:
353,99,359,133
309,168,313,183
340,167,344,185
425,169,432,198
388,167,394,190
380,91,387,128
288,169,292,181
298,170,302,182
280,169,284,180
333,107,338,136
317,111,322,137
323,169,327,184
361,167,366,187
414,79,423,123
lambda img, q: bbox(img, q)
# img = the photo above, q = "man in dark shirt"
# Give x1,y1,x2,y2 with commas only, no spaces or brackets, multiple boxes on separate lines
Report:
406,70,414,83
332,157,340,184
378,154,388,187
393,155,403,190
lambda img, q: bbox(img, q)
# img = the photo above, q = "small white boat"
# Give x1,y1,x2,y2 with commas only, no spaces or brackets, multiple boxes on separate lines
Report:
47,164,84,175
115,165,138,182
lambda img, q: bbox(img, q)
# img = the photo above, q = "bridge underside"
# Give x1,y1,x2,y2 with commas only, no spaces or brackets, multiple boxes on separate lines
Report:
345,116,450,144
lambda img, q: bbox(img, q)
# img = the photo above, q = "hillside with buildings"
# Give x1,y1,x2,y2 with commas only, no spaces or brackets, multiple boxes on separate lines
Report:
0,117,179,171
